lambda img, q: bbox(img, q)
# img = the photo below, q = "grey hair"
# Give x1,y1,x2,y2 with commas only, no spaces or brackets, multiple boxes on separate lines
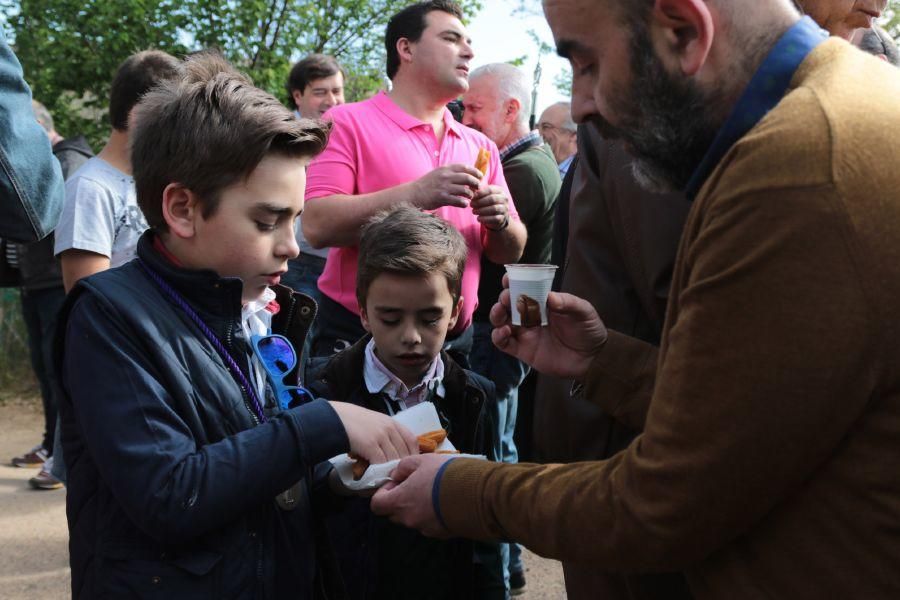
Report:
548,101,576,132
31,100,54,133
470,63,531,125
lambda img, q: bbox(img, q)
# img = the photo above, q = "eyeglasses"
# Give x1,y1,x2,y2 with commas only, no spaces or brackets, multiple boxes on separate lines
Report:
538,122,575,136
538,122,556,133
250,334,315,411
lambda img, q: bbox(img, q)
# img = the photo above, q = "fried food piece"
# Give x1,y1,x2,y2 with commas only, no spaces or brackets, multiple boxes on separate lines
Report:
418,429,448,453
474,148,490,177
516,294,542,327
349,453,369,480
347,428,449,480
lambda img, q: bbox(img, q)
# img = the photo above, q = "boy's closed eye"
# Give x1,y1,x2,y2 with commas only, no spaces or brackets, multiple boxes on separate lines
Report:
251,203,297,232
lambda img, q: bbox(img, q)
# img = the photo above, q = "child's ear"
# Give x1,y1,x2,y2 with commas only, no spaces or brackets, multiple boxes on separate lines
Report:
163,183,201,239
447,295,463,330
359,301,372,333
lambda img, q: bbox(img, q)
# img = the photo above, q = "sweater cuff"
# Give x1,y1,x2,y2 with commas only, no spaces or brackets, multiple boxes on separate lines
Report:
431,457,459,531
437,458,505,539
582,331,655,409
289,399,350,466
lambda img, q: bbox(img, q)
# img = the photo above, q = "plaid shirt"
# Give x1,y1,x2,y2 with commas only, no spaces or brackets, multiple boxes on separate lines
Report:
499,130,543,161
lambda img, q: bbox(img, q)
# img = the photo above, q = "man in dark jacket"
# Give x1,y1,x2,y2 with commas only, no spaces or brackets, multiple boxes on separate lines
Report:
534,124,693,599
9,101,93,490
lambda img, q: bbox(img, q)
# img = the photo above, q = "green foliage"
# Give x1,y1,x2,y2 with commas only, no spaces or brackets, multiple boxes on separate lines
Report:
554,65,571,97
506,54,527,67
2,0,482,149
883,3,900,41
0,290,35,397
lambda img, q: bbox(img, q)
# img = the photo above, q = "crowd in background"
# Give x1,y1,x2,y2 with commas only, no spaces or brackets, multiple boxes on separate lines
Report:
2,0,900,599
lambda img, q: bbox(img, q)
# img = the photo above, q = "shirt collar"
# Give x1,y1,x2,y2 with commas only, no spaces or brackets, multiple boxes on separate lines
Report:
558,153,575,177
371,91,462,138
363,338,445,408
684,16,828,199
499,130,543,161
242,286,277,338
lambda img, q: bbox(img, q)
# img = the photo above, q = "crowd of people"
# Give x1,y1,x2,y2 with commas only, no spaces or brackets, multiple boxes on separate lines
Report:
1,0,900,598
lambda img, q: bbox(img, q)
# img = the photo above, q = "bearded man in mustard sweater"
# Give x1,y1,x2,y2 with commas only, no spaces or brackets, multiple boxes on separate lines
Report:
371,0,900,598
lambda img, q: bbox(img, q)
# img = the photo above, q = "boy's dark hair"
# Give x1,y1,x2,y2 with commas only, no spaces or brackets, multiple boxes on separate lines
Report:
285,54,344,108
131,50,331,231
109,50,181,132
385,1,464,80
357,205,467,308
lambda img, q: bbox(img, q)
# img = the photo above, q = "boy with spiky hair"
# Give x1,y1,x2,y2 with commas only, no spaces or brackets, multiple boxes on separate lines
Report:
56,51,417,599
306,205,504,599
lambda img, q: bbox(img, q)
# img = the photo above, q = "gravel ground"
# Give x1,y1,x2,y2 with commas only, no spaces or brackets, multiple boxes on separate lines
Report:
0,396,567,599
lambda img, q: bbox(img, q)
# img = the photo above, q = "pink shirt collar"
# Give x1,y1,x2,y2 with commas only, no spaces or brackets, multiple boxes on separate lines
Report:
370,91,463,138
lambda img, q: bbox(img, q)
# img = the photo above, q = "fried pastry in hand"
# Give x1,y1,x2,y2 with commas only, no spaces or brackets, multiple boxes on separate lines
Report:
474,148,490,177
348,429,452,480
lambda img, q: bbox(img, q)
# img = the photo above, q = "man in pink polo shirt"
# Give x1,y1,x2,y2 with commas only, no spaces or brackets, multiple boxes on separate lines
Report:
303,0,527,361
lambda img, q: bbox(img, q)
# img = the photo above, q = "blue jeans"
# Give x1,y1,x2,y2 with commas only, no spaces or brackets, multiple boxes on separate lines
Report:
20,286,67,454
0,33,65,243
470,321,529,581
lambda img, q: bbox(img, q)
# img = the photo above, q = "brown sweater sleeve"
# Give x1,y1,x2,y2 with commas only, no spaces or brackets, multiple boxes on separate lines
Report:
438,186,878,570
578,329,659,431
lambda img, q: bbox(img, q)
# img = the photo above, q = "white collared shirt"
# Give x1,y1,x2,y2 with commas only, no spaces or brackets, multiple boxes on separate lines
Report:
242,287,277,400
363,338,445,415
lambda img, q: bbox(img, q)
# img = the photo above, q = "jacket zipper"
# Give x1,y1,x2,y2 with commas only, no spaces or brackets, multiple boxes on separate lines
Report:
226,321,260,426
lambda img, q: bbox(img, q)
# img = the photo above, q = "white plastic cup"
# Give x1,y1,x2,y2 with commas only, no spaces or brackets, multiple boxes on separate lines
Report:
504,264,558,326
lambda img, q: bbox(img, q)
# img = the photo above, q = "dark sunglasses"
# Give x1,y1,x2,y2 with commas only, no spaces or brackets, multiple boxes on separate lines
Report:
250,334,315,411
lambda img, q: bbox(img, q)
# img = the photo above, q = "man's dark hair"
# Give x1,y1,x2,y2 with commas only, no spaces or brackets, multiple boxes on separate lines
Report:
108,50,181,131
385,1,463,80
858,27,900,67
131,50,330,231
285,54,344,108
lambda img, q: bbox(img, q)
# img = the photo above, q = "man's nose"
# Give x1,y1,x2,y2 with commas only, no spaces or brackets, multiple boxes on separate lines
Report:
570,78,597,125
461,39,474,60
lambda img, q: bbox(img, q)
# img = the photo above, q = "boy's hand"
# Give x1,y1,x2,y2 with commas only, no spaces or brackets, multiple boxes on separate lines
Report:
329,401,419,463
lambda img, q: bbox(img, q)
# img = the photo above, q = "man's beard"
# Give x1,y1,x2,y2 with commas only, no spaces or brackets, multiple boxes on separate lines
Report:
596,25,728,193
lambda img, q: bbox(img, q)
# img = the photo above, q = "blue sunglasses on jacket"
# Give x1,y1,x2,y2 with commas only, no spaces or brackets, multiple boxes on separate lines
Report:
250,334,315,411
